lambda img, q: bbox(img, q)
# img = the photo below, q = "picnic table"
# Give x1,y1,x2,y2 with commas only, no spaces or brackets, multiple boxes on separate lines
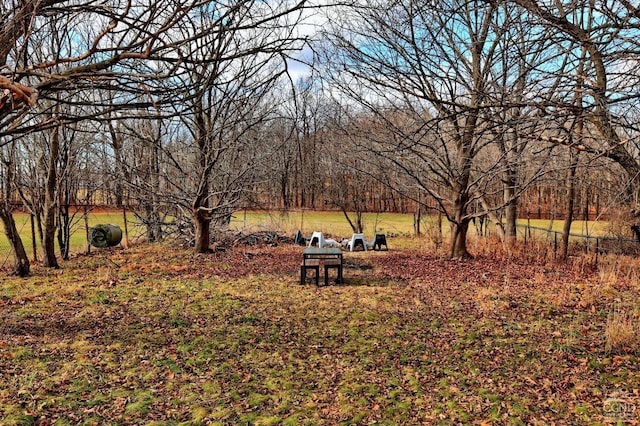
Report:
300,247,343,285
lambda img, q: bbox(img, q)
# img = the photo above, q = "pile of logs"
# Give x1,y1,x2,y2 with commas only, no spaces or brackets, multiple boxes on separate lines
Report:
215,230,292,247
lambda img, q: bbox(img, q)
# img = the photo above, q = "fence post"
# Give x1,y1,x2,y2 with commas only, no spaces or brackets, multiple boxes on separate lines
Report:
30,213,38,262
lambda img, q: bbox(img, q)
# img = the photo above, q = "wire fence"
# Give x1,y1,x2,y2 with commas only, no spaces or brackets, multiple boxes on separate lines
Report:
516,224,640,264
2,210,639,271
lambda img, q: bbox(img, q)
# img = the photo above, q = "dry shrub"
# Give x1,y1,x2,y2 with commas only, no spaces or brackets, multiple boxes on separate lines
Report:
523,239,552,261
577,283,617,309
568,253,597,276
469,235,503,257
595,238,640,256
549,283,578,308
598,256,620,286
606,208,636,239
595,254,640,289
605,304,640,353
607,256,640,288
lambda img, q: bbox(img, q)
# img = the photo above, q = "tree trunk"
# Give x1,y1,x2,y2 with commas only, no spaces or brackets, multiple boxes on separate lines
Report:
562,52,585,260
148,142,162,241
193,208,211,253
536,186,542,219
504,198,517,247
449,219,472,259
449,194,472,259
561,154,578,260
435,211,443,248
478,196,506,241
341,207,364,233
0,208,30,276
84,210,91,255
503,165,518,247
42,202,58,266
122,207,130,248
108,120,124,208
30,213,38,262
0,145,30,276
57,204,70,260
42,126,60,268
582,187,589,221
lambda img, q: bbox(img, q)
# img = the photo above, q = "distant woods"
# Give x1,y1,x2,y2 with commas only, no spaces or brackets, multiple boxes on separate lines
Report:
1,1,640,272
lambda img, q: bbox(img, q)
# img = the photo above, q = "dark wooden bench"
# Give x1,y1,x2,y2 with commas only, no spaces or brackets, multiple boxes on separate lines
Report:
300,259,320,285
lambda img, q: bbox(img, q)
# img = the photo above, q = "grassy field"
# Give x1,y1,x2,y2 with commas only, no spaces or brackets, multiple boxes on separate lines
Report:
0,210,145,264
230,210,614,240
229,210,419,238
515,218,612,238
0,239,638,424
0,209,623,270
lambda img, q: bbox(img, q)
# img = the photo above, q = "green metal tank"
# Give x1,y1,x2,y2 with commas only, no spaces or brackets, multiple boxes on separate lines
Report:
89,224,123,248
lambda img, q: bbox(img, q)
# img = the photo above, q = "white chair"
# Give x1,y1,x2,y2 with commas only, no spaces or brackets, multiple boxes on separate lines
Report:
366,235,375,249
308,231,323,247
347,233,367,252
308,231,336,248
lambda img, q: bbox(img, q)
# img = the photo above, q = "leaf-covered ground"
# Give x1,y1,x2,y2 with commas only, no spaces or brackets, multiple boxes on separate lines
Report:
1,241,639,425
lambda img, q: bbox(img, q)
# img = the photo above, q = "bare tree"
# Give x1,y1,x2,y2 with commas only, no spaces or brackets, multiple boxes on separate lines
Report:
320,0,543,258
0,1,194,271
280,77,328,210
0,143,30,276
163,0,306,253
512,0,640,211
0,0,309,266
41,113,60,267
116,114,172,243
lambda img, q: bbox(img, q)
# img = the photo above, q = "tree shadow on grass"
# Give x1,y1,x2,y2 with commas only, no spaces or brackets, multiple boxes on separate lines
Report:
323,255,402,287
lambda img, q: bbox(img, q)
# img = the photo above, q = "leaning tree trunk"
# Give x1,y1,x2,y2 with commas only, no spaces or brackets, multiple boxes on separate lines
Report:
478,196,506,241
341,207,364,234
0,148,30,276
0,208,30,277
